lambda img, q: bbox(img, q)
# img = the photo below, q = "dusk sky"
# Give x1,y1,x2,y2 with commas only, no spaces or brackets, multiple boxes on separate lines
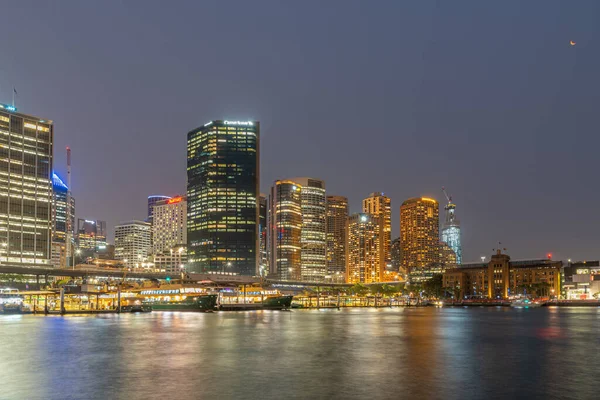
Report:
1,1,598,262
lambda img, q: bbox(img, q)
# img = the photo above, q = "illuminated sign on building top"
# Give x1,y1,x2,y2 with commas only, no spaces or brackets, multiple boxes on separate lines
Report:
167,197,183,204
224,120,253,126
0,104,17,112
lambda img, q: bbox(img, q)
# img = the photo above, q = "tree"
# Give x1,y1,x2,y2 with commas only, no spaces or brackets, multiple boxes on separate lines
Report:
349,283,369,297
423,274,444,298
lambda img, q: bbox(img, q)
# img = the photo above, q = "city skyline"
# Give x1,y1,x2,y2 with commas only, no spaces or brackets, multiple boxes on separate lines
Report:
1,1,598,261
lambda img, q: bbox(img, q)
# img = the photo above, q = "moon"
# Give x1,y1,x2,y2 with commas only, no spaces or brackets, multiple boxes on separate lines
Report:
570,40,576,46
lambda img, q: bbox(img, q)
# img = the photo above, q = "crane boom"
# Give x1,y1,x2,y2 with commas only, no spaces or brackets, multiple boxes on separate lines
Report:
441,187,452,203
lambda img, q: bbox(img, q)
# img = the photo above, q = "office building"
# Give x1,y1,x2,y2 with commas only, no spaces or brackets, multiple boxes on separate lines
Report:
147,195,171,223
346,213,385,284
187,120,259,275
153,245,187,275
114,220,152,269
290,177,327,282
258,194,268,276
51,172,75,245
363,192,391,269
443,250,562,299
441,192,462,264
268,180,302,281
151,195,187,255
76,219,107,256
391,237,404,276
0,105,53,267
326,195,348,282
400,197,440,275
562,261,600,300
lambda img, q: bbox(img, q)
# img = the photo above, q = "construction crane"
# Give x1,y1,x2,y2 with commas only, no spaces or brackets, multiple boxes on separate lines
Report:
442,186,452,204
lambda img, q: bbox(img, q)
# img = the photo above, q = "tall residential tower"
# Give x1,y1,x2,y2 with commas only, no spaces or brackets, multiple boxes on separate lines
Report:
187,120,259,275
362,192,391,269
326,195,348,282
346,213,385,284
399,197,440,275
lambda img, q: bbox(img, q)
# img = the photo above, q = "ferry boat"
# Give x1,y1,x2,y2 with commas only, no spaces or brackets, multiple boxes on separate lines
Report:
132,286,219,312
144,294,218,312
0,288,31,314
218,288,293,311
510,298,544,308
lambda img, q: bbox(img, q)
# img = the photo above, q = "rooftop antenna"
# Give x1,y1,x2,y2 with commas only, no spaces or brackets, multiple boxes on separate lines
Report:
66,147,72,268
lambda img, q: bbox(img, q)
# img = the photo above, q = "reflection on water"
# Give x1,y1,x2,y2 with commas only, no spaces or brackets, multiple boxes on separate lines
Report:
1,308,598,400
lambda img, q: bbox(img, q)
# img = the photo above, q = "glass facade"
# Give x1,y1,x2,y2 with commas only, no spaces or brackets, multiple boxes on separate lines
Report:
326,195,348,281
442,201,462,264
187,120,259,275
258,194,268,276
52,172,75,244
76,219,107,255
0,106,53,266
147,195,171,223
291,177,327,282
268,181,302,281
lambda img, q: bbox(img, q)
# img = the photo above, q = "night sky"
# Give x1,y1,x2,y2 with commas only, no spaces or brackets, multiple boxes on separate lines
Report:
1,1,598,262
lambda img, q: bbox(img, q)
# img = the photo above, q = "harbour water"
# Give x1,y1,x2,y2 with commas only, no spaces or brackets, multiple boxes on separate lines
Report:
1,307,598,400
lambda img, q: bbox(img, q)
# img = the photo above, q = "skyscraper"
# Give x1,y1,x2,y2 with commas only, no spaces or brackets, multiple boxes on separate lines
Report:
51,172,75,245
76,219,107,256
362,192,391,269
268,180,302,281
114,220,152,269
151,195,187,255
326,195,348,282
187,120,259,275
258,194,268,277
391,237,404,276
441,190,462,264
400,197,440,275
147,195,171,223
290,177,327,282
0,105,53,267
346,213,385,284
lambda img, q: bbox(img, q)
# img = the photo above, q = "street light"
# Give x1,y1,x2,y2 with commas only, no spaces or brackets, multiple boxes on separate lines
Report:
73,249,81,270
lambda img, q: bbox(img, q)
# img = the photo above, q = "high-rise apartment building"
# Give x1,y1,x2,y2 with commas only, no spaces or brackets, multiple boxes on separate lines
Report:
346,213,385,284
326,195,348,282
76,219,107,255
362,192,391,269
258,194,268,276
290,177,327,282
400,197,440,275
151,195,187,255
441,193,462,264
0,105,53,267
268,180,302,281
51,172,75,244
147,195,171,223
114,220,152,268
187,120,259,275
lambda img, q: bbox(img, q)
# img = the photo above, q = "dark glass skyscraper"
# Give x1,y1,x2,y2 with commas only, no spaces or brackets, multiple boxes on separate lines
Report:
187,120,259,275
52,172,75,244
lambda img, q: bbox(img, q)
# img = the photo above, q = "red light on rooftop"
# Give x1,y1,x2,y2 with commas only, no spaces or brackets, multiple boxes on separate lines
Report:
167,197,183,204
547,253,552,260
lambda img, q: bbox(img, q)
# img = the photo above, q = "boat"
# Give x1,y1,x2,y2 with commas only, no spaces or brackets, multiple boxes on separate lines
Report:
262,295,294,310
510,298,544,308
120,304,153,313
143,294,218,312
0,288,32,314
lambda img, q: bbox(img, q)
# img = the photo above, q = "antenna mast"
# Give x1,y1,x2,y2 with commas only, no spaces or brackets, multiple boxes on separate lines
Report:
66,147,72,264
